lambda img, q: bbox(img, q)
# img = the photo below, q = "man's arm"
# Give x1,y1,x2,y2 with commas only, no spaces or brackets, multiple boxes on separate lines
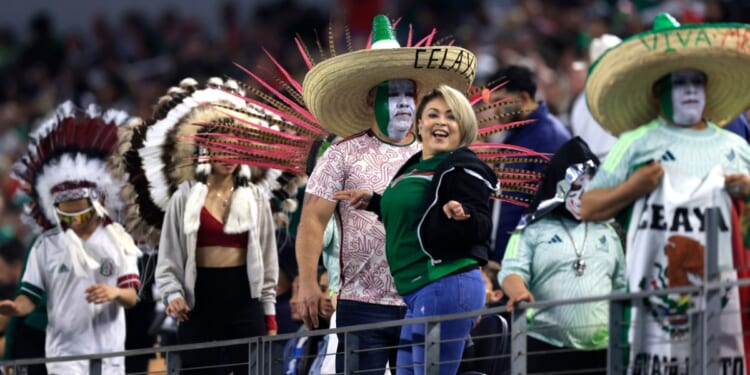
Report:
580,161,664,221
0,295,36,317
295,193,337,328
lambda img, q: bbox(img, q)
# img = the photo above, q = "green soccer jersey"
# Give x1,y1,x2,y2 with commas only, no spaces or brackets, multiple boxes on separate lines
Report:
589,118,750,191
381,152,477,295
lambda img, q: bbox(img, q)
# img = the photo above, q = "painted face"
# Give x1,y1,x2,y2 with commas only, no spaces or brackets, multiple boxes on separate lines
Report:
418,96,462,158
565,173,591,220
374,79,416,141
660,70,706,127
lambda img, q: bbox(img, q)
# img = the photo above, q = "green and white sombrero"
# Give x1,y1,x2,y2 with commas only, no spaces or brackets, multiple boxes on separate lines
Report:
302,15,477,137
586,13,750,136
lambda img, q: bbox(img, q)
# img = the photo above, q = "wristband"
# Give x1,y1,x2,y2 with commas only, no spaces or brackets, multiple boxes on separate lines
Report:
265,314,278,331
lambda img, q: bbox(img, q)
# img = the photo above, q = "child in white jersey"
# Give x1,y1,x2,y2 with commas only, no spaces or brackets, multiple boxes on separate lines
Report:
0,102,141,375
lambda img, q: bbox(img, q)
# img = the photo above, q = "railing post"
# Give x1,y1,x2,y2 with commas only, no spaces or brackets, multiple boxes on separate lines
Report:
510,306,527,375
424,321,441,375
694,206,721,374
89,358,102,375
166,348,181,374
248,339,259,375
608,298,626,374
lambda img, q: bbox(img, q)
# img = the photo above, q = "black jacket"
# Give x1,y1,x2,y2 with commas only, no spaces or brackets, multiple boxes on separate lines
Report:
369,147,497,265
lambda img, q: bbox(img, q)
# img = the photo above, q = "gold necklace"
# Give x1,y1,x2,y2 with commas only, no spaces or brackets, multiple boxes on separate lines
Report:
557,218,588,276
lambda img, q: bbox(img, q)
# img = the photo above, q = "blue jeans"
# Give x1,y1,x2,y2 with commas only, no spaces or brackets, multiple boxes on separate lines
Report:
336,300,407,374
397,268,486,375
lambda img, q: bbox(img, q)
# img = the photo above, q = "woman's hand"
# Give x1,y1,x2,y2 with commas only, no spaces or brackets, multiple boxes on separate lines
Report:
332,189,373,210
443,200,470,220
166,297,191,322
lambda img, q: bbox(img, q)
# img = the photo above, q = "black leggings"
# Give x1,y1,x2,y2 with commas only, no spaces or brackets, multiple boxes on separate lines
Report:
177,266,266,375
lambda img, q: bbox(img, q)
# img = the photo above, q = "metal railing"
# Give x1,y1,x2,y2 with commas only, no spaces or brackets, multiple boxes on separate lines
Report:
4,282,748,374
4,207,748,374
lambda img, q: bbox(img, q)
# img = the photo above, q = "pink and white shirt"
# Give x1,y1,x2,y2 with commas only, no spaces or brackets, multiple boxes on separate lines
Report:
306,131,420,306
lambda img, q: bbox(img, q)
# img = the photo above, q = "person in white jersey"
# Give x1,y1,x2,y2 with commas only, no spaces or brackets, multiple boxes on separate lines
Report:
0,102,141,375
294,15,476,374
500,136,625,374
581,13,750,374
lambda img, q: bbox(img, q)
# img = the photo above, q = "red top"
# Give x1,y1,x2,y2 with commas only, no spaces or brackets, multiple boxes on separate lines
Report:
196,207,249,249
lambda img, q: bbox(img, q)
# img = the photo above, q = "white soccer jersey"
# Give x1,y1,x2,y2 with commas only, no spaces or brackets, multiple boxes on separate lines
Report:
20,225,140,375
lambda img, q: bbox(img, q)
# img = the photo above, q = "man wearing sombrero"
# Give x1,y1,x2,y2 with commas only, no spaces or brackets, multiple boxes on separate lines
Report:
294,15,476,373
580,13,750,373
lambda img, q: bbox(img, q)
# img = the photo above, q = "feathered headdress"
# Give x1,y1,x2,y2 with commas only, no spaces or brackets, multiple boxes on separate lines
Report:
12,101,142,276
112,77,305,246
202,15,550,208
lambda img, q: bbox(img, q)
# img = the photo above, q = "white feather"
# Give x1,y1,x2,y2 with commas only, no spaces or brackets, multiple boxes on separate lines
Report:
64,228,100,277
224,185,257,234
35,154,124,226
183,182,208,234
105,222,143,257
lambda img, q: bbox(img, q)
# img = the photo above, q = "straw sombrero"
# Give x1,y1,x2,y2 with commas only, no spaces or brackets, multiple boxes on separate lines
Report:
586,13,750,136
302,15,477,137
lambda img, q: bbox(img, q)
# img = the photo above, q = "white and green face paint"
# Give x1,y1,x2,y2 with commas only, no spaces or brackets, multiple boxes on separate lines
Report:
658,69,706,127
374,79,416,141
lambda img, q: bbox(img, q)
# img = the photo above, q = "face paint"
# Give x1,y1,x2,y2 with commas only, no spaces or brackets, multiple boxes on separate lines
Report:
659,70,706,127
565,173,592,220
374,79,416,141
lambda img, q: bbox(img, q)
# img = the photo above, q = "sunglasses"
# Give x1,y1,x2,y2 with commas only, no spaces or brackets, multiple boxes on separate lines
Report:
55,206,96,226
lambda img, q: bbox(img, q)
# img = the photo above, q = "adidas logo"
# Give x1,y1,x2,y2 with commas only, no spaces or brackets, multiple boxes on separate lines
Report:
59,264,69,273
660,150,676,162
548,234,563,244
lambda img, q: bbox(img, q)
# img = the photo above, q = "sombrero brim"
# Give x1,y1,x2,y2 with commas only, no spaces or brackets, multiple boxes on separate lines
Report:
586,23,750,136
303,46,477,137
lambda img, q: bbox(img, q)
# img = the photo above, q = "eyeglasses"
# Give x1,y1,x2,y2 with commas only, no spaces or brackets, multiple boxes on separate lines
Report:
55,206,95,226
